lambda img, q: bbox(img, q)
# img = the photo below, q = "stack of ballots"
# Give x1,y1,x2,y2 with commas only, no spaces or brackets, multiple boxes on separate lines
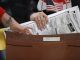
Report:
6,6,80,35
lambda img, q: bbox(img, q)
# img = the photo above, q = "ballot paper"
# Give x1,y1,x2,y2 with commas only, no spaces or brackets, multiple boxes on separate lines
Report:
17,6,80,35
5,6,80,35
47,6,80,34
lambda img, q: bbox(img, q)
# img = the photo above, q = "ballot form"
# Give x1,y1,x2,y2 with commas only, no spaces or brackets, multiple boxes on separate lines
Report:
6,6,80,35
20,6,80,35
48,6,80,34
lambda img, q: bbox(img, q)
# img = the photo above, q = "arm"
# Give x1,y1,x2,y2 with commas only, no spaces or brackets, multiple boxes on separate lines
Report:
0,7,31,34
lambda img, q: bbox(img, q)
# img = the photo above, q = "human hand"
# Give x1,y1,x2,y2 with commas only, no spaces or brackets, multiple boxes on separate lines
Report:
1,12,32,35
30,12,48,30
10,24,32,35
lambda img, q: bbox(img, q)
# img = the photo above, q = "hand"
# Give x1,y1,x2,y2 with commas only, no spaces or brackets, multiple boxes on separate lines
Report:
10,24,32,35
1,12,32,35
30,12,48,30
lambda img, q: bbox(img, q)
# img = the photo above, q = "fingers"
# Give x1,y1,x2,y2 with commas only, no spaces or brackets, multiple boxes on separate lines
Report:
21,26,32,35
35,15,44,30
37,12,48,30
41,12,48,24
16,26,32,35
24,28,32,35
30,12,48,30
